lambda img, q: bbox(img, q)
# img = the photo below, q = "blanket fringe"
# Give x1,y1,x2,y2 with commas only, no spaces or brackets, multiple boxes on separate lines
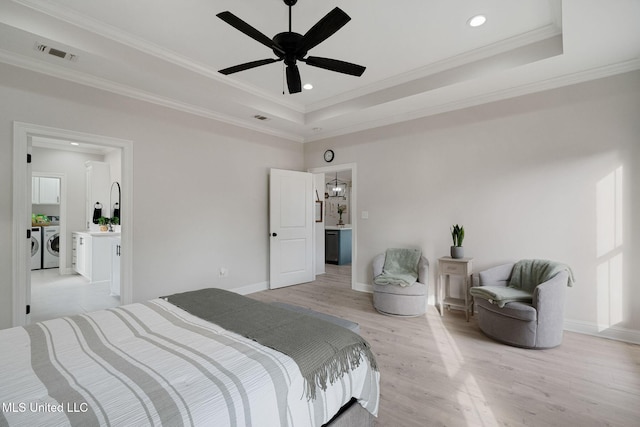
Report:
304,342,378,400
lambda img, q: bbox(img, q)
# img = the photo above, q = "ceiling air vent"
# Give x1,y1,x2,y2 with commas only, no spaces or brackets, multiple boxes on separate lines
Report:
34,43,78,62
253,114,270,121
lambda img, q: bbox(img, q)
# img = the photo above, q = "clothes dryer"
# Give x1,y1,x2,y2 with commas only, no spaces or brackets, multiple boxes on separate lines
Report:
42,225,60,268
31,227,42,270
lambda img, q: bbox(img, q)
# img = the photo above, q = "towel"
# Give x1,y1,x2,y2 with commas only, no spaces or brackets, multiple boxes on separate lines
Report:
373,248,422,287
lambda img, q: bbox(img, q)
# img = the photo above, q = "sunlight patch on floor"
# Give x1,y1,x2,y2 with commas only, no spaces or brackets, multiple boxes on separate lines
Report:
428,313,499,426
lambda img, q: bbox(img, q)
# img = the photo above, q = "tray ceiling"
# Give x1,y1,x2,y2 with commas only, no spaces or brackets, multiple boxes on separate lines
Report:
0,0,638,142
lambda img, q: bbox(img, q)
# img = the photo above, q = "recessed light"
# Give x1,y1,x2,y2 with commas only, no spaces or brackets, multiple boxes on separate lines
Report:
468,15,487,27
70,142,79,146
303,83,313,90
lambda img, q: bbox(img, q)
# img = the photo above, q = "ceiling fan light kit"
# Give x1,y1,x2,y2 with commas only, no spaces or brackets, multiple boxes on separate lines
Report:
217,0,366,94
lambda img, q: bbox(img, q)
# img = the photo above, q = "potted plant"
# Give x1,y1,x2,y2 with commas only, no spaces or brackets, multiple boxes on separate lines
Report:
450,224,465,259
98,216,109,232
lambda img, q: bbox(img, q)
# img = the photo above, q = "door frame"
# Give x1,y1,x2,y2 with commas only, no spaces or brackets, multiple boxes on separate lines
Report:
307,163,362,292
12,122,134,327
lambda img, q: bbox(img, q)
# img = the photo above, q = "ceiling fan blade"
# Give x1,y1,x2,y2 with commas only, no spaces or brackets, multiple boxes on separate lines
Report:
297,7,351,54
219,58,282,75
217,11,284,55
286,64,302,94
304,56,366,77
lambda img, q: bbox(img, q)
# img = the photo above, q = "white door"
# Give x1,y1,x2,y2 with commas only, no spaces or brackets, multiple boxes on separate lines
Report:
269,169,314,289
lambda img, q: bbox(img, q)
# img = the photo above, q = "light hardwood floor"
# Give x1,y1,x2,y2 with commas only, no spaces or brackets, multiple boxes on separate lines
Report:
251,265,640,427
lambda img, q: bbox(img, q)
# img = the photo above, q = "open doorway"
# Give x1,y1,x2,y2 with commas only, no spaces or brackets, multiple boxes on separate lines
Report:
308,163,358,292
12,122,133,327
30,142,121,323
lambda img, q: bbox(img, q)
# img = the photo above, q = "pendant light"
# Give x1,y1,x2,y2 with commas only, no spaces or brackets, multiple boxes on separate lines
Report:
326,172,347,197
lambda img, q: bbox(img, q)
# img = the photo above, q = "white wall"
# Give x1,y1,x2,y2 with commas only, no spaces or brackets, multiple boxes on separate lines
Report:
0,62,303,329
305,71,640,340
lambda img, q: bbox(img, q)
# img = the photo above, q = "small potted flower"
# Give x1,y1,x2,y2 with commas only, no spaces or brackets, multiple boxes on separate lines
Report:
337,204,346,226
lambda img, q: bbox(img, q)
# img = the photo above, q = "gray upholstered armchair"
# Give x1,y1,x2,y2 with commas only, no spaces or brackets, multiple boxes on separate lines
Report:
472,261,571,349
372,252,428,317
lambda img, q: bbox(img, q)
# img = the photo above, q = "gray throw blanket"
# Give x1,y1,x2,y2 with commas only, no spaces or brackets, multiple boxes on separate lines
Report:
469,286,534,308
509,259,575,292
470,259,575,308
164,288,377,400
373,248,422,287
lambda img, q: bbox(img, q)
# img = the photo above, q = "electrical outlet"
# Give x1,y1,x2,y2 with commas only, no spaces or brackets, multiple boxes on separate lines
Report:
361,211,369,219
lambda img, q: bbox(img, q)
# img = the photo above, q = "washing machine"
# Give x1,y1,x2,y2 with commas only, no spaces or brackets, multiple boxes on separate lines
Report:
42,225,60,269
31,227,42,270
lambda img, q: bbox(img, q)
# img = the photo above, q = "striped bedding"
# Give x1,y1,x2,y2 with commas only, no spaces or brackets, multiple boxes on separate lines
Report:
0,299,379,427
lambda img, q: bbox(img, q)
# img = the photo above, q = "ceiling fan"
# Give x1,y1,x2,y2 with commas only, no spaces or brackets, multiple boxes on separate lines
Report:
217,0,366,94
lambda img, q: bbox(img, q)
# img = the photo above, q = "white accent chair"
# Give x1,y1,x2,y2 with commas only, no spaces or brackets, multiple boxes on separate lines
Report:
372,253,428,317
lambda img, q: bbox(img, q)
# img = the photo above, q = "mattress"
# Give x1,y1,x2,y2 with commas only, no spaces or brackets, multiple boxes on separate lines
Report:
0,298,379,426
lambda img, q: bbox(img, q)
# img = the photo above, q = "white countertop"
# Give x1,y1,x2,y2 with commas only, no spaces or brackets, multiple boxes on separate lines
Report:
75,231,121,237
325,226,352,230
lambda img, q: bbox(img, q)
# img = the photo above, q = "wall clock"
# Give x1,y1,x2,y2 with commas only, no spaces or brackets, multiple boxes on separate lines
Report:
324,149,335,162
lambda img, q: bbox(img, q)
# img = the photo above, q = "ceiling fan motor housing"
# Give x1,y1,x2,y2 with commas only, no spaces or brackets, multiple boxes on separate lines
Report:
273,32,307,64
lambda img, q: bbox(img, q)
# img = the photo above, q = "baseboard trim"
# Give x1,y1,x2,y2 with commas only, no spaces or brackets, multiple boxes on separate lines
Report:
564,319,640,345
235,281,269,295
355,282,372,293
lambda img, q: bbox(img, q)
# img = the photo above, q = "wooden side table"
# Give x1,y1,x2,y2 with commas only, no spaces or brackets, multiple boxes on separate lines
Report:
437,257,473,321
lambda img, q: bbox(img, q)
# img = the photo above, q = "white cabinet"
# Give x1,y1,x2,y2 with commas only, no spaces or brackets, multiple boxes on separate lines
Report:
73,232,113,283
32,177,39,204
111,239,121,297
73,232,90,278
32,176,60,204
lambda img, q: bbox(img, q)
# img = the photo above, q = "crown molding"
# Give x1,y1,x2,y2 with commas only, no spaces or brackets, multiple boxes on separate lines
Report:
4,45,636,145
10,0,306,114
10,0,563,118
0,48,304,142
4,0,638,145
303,58,640,143
306,24,562,113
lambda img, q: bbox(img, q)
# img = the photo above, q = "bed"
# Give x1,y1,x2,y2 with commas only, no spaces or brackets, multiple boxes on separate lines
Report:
0,289,379,426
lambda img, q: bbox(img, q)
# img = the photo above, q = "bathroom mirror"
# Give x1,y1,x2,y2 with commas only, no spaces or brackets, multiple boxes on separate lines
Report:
110,181,121,223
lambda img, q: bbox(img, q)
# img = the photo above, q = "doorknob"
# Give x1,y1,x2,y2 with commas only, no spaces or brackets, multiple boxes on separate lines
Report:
271,232,277,237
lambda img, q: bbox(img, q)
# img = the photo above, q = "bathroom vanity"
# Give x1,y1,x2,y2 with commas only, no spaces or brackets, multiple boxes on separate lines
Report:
72,231,120,288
